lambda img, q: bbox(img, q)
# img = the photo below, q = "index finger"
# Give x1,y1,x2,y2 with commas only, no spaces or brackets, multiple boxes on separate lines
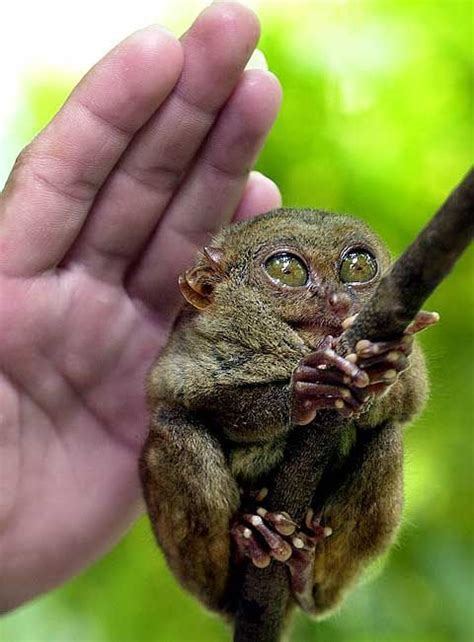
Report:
0,26,183,277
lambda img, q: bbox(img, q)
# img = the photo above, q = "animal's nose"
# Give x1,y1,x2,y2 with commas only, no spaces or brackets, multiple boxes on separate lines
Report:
328,291,352,316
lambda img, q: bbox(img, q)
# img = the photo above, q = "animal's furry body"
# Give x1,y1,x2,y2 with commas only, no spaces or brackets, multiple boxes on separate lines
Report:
140,208,428,618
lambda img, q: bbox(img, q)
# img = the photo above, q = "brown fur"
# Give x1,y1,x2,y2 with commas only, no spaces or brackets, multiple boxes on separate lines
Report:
139,208,428,619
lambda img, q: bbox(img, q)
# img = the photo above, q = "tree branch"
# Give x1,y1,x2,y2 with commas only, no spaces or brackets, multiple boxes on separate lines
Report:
233,168,474,642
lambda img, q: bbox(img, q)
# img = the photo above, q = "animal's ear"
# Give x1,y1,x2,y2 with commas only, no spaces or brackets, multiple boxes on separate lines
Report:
178,246,225,310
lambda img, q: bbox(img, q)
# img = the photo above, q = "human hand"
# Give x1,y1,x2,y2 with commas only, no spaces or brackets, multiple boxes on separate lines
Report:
0,2,281,611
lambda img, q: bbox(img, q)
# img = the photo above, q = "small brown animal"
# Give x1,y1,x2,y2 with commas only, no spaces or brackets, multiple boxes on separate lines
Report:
140,208,437,620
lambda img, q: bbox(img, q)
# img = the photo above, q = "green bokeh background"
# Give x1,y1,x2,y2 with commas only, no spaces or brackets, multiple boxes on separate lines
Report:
2,2,473,641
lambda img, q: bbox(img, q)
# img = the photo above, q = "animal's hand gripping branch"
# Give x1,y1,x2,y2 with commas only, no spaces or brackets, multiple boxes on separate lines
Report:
234,169,474,642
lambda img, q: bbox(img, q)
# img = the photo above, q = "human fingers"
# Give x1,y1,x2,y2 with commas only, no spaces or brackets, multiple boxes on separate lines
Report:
0,27,183,277
65,2,260,281
232,171,282,222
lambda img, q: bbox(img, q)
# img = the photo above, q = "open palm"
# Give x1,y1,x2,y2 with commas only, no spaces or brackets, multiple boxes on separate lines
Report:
0,3,282,611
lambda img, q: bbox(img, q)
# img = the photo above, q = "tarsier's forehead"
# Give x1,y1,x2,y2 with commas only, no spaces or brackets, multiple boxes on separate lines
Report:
214,208,390,265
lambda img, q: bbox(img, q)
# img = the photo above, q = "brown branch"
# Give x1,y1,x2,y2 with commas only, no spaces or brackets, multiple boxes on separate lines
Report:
233,168,474,642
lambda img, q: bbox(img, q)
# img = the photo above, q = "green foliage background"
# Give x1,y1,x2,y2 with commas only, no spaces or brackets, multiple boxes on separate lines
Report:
2,2,473,641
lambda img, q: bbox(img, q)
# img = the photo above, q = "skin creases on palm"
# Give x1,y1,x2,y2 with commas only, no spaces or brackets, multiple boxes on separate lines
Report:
0,267,166,609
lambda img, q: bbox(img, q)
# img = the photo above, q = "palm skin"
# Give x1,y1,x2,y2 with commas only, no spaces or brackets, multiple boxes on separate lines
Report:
0,2,282,611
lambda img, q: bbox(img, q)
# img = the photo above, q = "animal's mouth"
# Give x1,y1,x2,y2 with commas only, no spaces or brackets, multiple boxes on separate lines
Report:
286,293,360,343
289,317,344,339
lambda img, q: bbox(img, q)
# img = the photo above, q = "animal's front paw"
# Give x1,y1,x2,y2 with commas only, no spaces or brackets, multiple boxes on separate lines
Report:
291,310,439,424
345,309,439,399
291,336,370,425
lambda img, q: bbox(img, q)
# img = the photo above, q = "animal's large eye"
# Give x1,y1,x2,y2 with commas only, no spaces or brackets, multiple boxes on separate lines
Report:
339,249,378,284
264,252,308,287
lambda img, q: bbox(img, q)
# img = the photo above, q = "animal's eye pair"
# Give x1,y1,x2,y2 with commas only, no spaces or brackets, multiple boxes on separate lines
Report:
263,249,377,287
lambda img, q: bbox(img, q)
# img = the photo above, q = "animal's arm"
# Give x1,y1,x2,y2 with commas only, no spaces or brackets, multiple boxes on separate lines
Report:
204,381,291,443
150,308,305,444
139,404,240,613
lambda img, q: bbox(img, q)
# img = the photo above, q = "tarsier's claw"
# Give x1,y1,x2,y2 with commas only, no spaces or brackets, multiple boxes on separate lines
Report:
353,334,415,394
304,509,333,540
305,507,316,529
257,507,297,536
355,336,413,359
358,352,409,373
242,514,292,561
232,523,271,568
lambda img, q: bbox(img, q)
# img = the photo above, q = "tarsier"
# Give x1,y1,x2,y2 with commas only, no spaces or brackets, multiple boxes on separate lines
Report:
140,208,438,621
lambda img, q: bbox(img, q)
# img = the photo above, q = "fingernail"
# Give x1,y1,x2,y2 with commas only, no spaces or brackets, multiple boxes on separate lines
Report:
136,23,176,38
245,48,269,71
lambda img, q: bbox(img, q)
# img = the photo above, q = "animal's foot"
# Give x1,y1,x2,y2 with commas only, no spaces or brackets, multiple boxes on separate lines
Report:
286,509,332,612
231,507,297,568
231,504,332,612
